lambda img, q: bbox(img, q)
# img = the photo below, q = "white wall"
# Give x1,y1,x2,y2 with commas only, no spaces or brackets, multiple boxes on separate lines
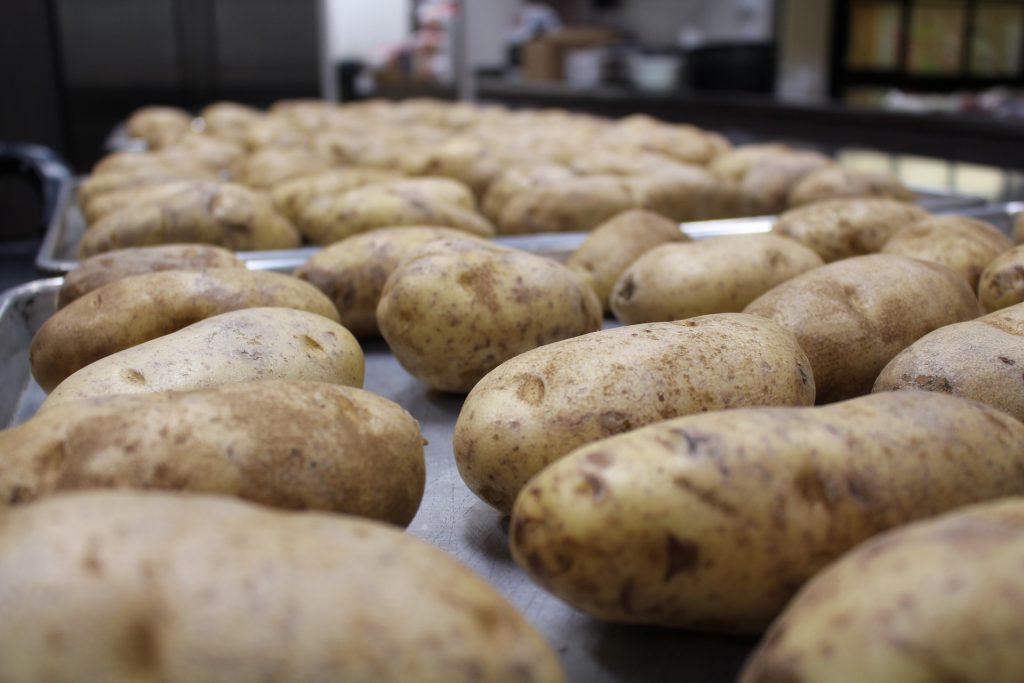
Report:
325,0,410,62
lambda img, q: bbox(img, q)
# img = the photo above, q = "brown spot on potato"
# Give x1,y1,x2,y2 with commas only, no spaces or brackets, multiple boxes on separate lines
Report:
999,356,1015,365
125,618,159,670
618,275,637,301
585,451,613,468
794,467,831,507
673,476,739,517
514,374,546,405
599,411,632,435
121,368,147,385
909,373,952,393
576,472,607,501
8,485,28,504
664,534,700,581
301,335,324,352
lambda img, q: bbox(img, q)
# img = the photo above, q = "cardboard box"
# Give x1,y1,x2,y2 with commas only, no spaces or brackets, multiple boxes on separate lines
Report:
522,27,616,82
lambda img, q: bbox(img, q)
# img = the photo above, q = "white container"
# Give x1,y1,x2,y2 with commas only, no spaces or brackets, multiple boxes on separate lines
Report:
628,53,682,92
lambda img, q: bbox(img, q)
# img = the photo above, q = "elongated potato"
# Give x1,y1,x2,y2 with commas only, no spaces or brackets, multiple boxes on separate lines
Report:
230,147,330,190
787,166,915,207
58,244,244,308
873,303,1024,420
744,254,979,403
511,391,1024,632
0,381,423,524
482,164,577,223
977,244,1024,312
40,307,363,411
740,498,1024,683
270,167,403,223
455,314,815,513
566,209,686,310
295,226,481,337
881,215,1011,288
126,105,192,147
736,152,832,215
78,167,216,208
772,198,929,262
378,239,601,393
33,269,339,392
610,234,824,324
297,178,493,245
78,182,302,256
82,179,204,225
0,491,565,683
498,176,639,235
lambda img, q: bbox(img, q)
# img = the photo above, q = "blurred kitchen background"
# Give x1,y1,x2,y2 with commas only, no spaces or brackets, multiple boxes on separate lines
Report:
3,0,1024,200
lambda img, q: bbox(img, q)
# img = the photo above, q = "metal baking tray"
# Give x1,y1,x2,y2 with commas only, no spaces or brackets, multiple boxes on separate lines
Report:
34,177,984,274
0,276,758,682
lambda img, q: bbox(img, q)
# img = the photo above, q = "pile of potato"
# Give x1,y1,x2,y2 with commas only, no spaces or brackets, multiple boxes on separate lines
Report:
7,95,1024,681
74,98,917,256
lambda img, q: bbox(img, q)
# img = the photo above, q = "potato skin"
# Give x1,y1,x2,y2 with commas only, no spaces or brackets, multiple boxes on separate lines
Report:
378,240,601,393
270,167,403,223
873,303,1024,420
566,209,686,310
610,234,824,324
740,498,1024,683
881,215,1011,289
744,254,979,403
772,198,929,262
295,226,480,337
787,166,915,207
296,178,493,245
32,269,340,393
510,391,1024,632
0,381,424,524
0,491,566,683
78,182,302,256
455,314,815,514
58,244,244,308
40,307,364,411
978,243,1024,312
482,163,577,223
498,176,639,234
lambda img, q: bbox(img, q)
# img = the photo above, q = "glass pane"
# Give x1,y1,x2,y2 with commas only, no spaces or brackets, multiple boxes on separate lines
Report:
847,1,902,69
908,0,966,74
971,2,1024,76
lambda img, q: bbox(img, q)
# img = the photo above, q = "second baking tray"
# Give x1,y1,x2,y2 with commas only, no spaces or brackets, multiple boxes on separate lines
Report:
34,178,985,273
0,277,759,682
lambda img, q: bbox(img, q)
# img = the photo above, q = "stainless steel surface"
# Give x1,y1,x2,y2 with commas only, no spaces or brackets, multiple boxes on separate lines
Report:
35,174,988,274
0,276,759,682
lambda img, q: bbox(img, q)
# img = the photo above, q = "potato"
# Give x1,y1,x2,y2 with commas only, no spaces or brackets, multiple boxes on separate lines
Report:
296,178,493,244
295,226,481,337
270,167,403,223
399,136,504,197
787,166,915,207
78,166,216,208
0,491,565,683
498,176,639,234
82,179,202,225
744,254,978,403
610,234,824,323
740,497,1024,683
881,215,1011,288
709,143,791,181
455,314,814,513
58,244,244,308
612,115,726,165
90,150,212,178
736,152,833,215
0,380,423,524
566,209,686,310
40,307,363,411
378,239,601,393
511,391,1024,633
125,105,192,148
165,131,246,171
772,198,929,262
979,244,1024,312
200,100,264,144
230,147,330,189
627,166,724,221
481,163,577,223
873,303,1024,420
78,182,302,256
33,269,339,392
